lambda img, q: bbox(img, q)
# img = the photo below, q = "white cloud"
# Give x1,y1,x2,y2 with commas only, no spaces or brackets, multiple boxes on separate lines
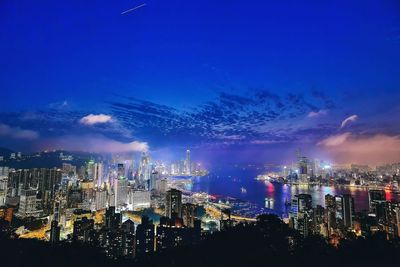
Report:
250,140,283,145
340,115,358,128
40,135,148,153
318,133,400,164
0,123,39,140
317,132,351,146
307,109,328,118
80,114,113,125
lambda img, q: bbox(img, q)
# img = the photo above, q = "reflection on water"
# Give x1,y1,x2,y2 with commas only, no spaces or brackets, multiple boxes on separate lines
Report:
191,169,400,215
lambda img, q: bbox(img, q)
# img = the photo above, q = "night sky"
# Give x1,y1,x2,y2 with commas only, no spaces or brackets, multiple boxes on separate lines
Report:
1,0,400,165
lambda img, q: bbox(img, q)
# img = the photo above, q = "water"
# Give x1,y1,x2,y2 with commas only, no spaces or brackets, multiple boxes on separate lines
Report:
191,167,400,215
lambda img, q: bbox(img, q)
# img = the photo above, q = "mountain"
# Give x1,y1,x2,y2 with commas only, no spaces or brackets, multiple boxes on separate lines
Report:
0,148,103,169
0,147,15,158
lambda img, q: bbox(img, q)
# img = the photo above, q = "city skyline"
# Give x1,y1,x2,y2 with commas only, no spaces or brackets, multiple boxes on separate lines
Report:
1,0,400,165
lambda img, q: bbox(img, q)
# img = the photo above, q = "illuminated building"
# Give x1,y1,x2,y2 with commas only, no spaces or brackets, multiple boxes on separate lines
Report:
166,189,182,218
94,188,107,211
135,216,155,255
49,220,60,244
17,188,41,218
149,171,160,191
62,163,76,175
368,189,386,214
182,203,197,228
155,178,167,194
122,219,136,258
325,194,337,233
93,163,104,187
185,149,191,175
290,194,312,237
117,163,125,179
114,177,128,208
105,206,122,229
0,176,7,206
129,189,150,209
335,194,354,229
138,153,151,187
73,216,95,243
156,216,185,251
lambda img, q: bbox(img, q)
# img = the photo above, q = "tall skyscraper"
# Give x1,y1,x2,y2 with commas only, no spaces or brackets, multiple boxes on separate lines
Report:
93,163,103,187
368,189,386,212
185,149,191,175
105,206,122,229
335,194,354,229
325,194,337,232
165,189,182,218
114,177,128,208
182,203,197,228
290,194,313,237
49,220,60,244
135,216,155,255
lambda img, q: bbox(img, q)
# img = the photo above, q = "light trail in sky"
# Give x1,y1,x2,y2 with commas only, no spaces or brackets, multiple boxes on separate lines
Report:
121,3,146,15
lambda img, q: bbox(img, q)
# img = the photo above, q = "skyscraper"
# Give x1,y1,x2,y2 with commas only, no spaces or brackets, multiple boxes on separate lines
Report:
49,220,60,244
182,203,197,228
290,194,313,237
135,216,155,255
335,194,354,229
368,189,386,213
165,189,182,218
185,149,191,175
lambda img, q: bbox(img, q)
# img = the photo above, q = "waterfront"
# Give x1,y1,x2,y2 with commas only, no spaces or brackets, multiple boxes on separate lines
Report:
190,166,400,216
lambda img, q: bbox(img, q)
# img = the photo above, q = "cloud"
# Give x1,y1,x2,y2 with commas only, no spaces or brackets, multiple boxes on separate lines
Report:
80,114,113,125
250,140,284,145
340,115,358,128
109,90,330,146
0,123,39,140
307,109,328,118
317,132,351,146
48,100,69,110
318,133,400,164
40,135,148,153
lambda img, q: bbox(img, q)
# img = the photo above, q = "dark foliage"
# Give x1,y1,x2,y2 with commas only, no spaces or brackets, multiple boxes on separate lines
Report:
1,214,400,267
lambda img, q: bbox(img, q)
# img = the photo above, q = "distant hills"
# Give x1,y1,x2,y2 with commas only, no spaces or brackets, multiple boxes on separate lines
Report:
0,147,103,169
0,147,15,158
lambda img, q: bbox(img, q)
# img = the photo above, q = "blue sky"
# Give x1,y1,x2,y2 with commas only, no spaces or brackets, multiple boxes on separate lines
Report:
1,0,400,165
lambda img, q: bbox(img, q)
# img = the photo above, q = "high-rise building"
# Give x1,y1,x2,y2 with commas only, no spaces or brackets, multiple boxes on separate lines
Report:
105,206,122,229
94,188,107,211
135,216,155,255
182,203,197,228
93,163,103,187
129,189,151,209
117,163,125,179
325,194,337,232
155,178,168,194
165,189,182,218
290,194,313,237
335,194,354,229
49,220,60,244
138,153,151,187
185,149,191,175
369,189,386,214
114,177,128,208
156,216,185,251
17,188,41,218
122,219,135,258
73,217,95,243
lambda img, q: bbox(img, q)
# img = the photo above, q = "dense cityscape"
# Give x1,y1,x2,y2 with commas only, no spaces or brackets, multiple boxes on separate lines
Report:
1,147,400,266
